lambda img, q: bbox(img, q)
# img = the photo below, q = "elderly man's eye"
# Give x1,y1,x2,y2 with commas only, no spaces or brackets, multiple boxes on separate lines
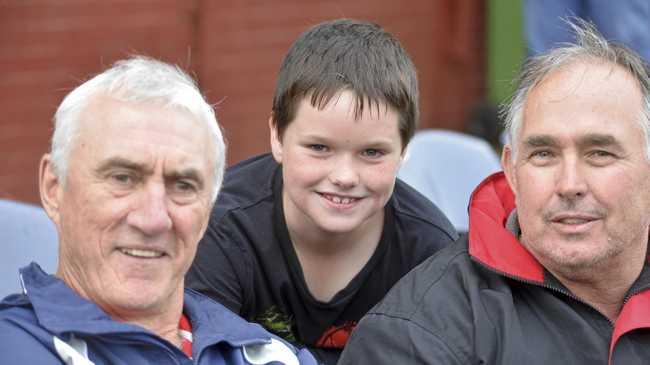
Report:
175,180,197,193
111,173,133,184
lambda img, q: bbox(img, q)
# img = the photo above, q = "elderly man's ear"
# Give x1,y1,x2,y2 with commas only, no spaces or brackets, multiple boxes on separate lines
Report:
39,154,62,226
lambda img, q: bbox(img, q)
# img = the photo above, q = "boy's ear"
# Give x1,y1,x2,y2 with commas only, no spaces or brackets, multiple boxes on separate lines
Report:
269,116,283,164
39,154,62,227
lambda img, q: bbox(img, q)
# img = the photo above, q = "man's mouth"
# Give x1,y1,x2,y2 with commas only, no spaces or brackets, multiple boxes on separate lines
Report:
550,212,600,224
119,248,165,259
554,217,594,225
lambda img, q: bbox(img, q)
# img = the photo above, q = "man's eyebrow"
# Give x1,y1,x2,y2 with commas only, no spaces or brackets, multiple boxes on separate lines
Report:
577,133,622,149
95,157,150,174
522,135,560,149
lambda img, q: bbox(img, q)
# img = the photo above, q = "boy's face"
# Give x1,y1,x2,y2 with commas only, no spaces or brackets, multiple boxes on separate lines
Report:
270,91,403,239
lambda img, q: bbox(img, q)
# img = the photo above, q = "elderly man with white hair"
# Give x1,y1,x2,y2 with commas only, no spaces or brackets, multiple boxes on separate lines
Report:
0,57,315,365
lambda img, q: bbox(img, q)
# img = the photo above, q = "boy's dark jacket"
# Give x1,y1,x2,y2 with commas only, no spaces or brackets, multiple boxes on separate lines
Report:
186,153,458,364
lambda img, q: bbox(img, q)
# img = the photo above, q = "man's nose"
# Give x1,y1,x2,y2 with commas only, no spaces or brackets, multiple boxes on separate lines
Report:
127,182,173,235
328,155,359,189
556,156,587,199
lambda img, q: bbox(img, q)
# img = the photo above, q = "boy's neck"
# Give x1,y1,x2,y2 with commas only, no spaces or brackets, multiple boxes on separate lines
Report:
286,210,384,302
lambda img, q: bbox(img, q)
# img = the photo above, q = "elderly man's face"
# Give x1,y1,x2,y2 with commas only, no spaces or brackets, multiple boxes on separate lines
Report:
41,95,215,317
503,61,650,279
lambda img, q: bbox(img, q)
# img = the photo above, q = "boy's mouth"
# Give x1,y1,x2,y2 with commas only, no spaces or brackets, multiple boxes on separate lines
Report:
319,192,361,205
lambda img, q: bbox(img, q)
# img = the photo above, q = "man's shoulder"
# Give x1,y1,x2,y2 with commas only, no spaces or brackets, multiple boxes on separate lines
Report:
0,293,36,323
391,179,458,241
185,288,266,331
369,237,482,322
0,296,60,363
340,238,486,364
184,289,317,364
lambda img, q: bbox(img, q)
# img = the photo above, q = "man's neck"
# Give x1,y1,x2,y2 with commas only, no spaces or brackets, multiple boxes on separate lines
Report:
118,309,185,348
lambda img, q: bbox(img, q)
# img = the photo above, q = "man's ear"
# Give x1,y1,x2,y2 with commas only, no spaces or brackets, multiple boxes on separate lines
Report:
39,154,62,226
269,116,283,164
501,144,517,196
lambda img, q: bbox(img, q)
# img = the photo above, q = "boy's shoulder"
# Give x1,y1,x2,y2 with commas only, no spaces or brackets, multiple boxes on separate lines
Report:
214,153,279,214
390,178,458,240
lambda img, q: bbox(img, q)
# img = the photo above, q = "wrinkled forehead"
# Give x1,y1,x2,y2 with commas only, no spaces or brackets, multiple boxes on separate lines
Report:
517,61,645,142
73,96,216,176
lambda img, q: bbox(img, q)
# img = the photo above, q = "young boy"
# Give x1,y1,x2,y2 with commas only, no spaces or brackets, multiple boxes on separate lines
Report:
186,19,457,364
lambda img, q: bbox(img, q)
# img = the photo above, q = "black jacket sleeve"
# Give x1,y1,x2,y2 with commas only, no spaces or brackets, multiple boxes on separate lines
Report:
338,312,463,365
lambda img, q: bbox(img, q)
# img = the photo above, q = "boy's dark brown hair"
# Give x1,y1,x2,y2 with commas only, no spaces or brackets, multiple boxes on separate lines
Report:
271,19,419,149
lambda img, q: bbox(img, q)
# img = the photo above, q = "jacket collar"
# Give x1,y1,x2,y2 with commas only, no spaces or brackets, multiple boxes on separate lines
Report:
10,263,273,348
467,172,545,283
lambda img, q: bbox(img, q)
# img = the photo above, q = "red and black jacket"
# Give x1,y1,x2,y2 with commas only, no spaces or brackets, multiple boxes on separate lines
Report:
340,173,650,365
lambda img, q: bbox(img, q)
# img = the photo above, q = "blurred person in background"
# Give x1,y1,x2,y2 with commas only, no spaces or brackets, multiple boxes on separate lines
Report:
525,0,650,61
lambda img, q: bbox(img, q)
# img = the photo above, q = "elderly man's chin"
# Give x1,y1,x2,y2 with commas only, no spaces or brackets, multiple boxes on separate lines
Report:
97,255,182,312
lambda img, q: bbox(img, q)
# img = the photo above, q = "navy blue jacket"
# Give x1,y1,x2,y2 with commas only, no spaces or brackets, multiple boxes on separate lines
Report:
0,263,316,364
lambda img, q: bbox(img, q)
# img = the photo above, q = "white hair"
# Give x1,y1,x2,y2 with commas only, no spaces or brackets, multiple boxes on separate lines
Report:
51,56,226,203
503,18,650,160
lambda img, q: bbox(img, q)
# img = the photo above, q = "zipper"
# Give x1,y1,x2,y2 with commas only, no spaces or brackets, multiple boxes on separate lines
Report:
470,257,615,326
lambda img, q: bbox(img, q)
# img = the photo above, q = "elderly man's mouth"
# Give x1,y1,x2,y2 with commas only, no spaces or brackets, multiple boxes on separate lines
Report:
119,248,165,259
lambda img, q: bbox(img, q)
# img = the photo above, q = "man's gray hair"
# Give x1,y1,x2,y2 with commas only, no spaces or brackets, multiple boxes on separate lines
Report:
51,56,226,203
503,18,650,159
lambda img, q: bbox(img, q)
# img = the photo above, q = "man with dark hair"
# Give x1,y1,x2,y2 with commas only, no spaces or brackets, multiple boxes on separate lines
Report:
186,19,457,364
339,20,650,364
0,57,315,365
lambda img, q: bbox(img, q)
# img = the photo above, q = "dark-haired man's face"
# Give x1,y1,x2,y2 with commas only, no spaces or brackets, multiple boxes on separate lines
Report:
270,91,403,241
502,61,650,281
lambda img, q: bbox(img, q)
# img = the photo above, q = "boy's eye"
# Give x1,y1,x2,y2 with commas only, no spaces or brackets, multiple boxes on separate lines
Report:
308,144,328,152
362,149,385,158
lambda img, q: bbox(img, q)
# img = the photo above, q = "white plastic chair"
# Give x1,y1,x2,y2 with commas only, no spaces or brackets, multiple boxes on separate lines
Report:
398,129,502,232
0,199,58,298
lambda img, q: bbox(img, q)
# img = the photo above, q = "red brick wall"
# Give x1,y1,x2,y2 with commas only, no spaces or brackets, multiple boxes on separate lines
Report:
0,0,484,204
